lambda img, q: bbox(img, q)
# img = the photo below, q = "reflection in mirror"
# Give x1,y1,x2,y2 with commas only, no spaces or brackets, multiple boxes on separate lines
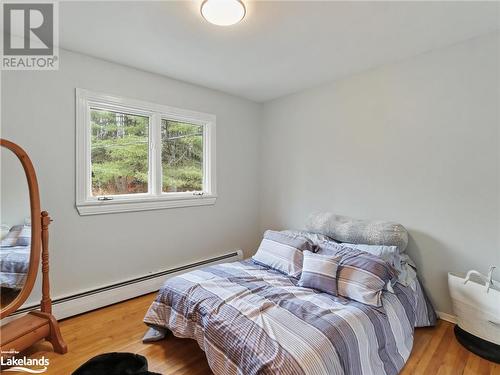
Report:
0,148,31,309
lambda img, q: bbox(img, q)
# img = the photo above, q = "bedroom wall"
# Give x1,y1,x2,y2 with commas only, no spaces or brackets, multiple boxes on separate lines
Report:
260,32,500,314
1,49,262,305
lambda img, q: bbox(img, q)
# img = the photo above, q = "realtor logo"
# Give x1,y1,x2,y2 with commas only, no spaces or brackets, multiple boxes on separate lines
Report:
1,2,59,70
1,351,49,373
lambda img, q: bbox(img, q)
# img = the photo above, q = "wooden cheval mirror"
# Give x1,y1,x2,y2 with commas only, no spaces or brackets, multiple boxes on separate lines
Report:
0,139,67,356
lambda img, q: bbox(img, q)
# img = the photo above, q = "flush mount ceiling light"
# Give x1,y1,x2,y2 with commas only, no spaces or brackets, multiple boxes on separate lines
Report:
201,0,246,26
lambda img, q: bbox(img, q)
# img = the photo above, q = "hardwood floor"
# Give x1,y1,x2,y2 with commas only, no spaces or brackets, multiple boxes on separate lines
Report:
18,293,499,374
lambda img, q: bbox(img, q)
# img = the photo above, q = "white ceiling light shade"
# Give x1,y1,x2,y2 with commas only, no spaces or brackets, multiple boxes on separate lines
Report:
201,0,246,26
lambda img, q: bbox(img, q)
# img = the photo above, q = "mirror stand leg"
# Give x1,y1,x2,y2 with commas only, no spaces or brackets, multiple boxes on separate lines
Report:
40,211,52,314
47,314,67,354
31,212,67,354
30,311,68,354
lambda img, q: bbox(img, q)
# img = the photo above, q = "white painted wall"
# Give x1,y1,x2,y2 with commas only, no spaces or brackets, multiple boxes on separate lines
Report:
1,49,262,305
260,33,500,314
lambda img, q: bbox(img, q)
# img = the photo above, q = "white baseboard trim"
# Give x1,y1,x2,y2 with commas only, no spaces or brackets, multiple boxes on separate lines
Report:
437,311,457,324
2,250,243,324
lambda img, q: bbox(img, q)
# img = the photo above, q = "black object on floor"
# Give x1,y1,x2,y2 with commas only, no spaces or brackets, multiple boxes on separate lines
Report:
72,352,162,375
454,325,500,364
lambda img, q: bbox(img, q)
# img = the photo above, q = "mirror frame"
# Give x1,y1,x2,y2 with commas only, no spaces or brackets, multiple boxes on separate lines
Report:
0,139,42,318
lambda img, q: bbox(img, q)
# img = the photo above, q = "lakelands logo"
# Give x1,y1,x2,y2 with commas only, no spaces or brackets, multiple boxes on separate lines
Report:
1,1,59,70
1,351,49,373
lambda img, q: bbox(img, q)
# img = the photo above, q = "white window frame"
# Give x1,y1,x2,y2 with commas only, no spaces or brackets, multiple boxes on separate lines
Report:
76,88,216,215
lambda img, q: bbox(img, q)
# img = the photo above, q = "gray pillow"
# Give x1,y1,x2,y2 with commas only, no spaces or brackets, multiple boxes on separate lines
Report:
339,243,417,286
252,230,314,277
305,212,408,253
15,225,31,247
298,250,341,295
0,225,23,247
318,241,399,307
341,243,401,270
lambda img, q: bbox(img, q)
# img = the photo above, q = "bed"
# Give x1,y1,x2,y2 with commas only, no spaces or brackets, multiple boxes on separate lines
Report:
144,258,436,375
0,244,30,289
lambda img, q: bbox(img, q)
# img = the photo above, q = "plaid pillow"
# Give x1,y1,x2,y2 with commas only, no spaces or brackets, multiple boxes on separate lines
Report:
0,225,23,247
252,230,314,278
298,250,342,295
318,241,398,307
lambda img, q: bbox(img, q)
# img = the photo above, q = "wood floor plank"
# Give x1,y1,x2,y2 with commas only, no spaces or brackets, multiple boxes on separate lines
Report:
424,322,455,374
435,325,469,375
4,292,496,374
400,325,434,374
403,319,449,375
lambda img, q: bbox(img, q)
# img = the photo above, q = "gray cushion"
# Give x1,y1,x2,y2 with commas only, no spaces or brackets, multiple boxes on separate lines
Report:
318,241,399,307
0,225,23,247
298,250,341,295
305,212,408,253
15,225,31,247
252,230,314,277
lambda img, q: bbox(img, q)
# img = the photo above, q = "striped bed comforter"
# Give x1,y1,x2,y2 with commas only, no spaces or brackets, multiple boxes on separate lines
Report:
144,260,436,375
0,245,30,289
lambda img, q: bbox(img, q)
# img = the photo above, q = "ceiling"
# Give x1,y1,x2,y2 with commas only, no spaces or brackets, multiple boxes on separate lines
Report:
60,1,500,102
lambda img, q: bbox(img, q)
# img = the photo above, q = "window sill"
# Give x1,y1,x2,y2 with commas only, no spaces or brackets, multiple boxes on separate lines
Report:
76,195,217,216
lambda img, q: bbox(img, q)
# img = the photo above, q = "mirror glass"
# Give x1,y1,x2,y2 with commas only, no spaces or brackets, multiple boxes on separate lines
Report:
0,147,31,309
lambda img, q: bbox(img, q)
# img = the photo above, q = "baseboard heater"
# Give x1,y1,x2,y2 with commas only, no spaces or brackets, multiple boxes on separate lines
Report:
7,250,243,322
